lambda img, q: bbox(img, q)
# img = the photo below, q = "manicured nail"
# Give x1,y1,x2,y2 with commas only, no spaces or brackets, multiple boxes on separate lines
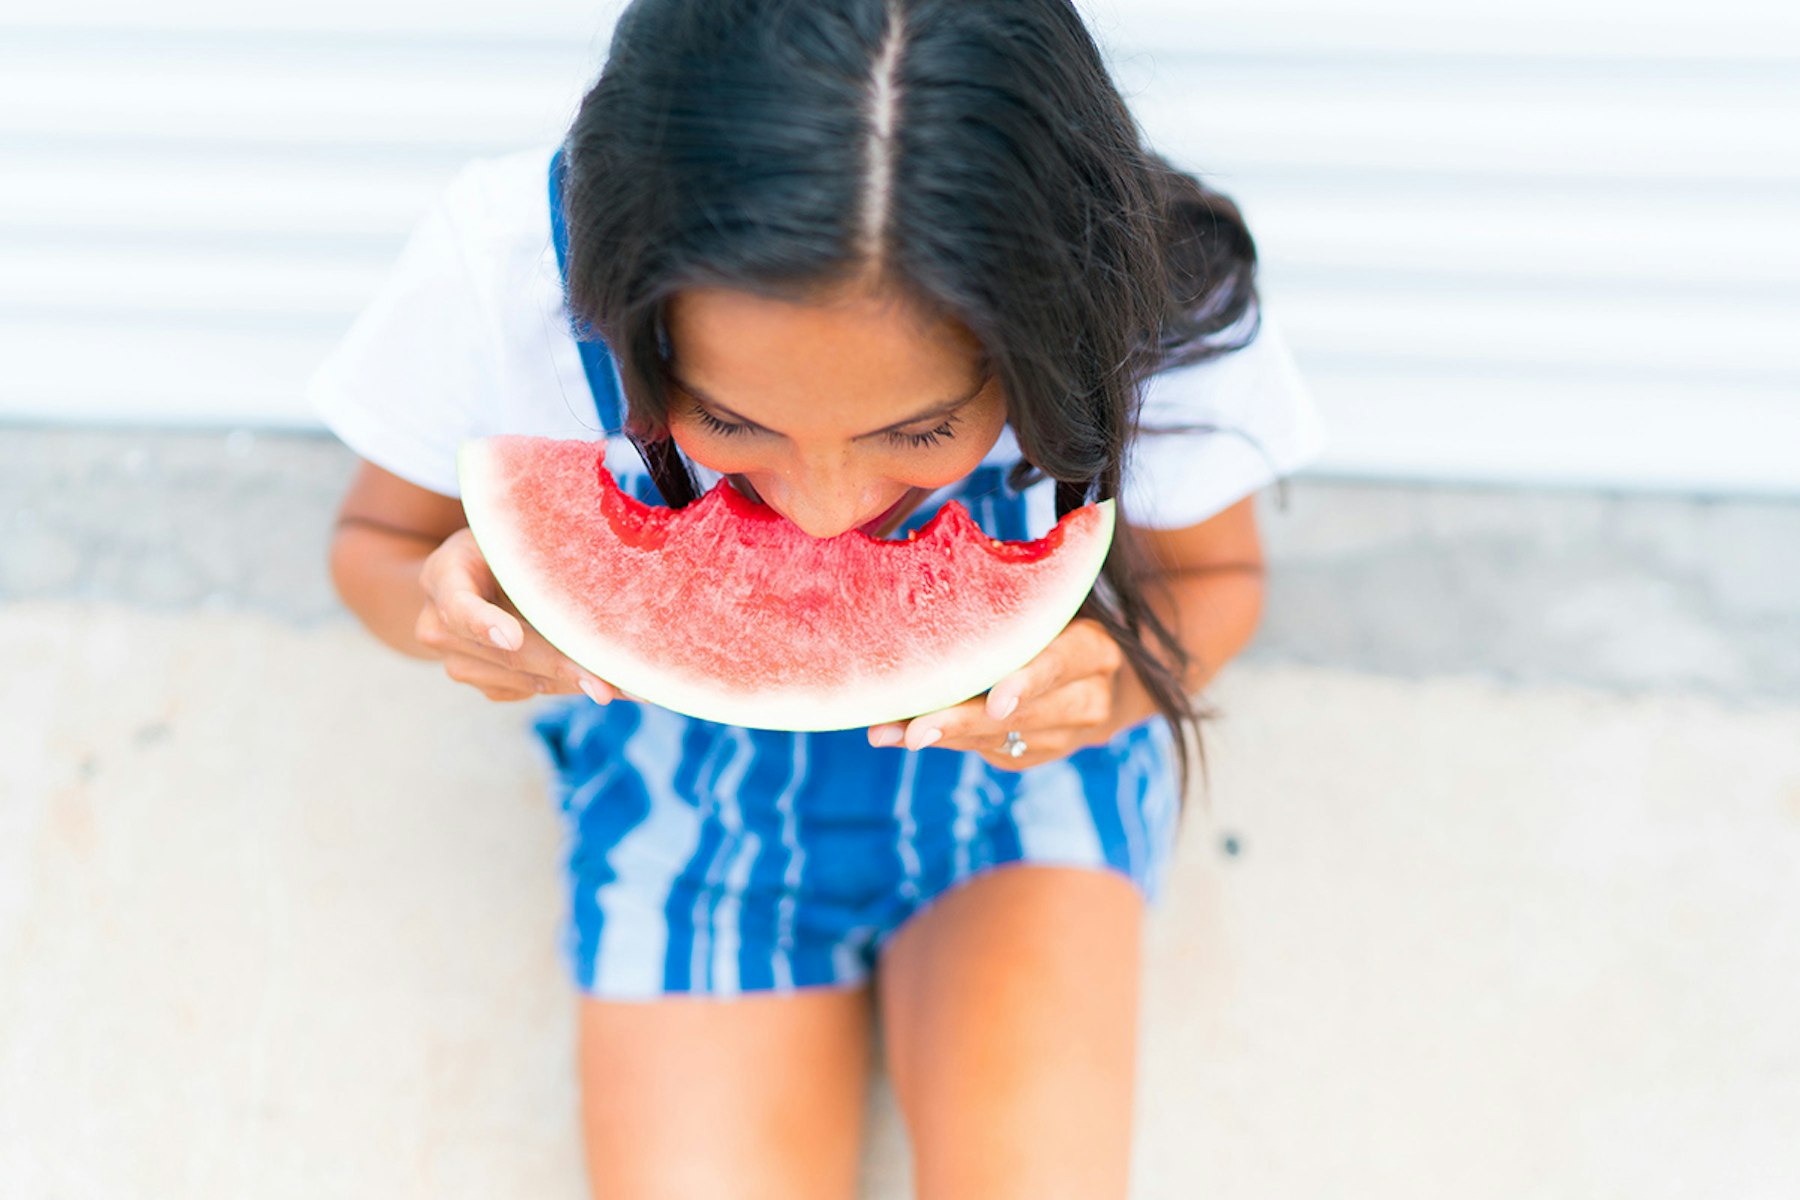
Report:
910,728,942,751
988,692,1018,721
578,678,611,705
488,625,514,651
869,725,903,748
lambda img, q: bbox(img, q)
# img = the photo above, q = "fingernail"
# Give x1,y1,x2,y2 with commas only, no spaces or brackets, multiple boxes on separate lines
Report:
869,725,903,748
488,625,514,650
910,728,942,751
578,678,611,705
989,692,1018,721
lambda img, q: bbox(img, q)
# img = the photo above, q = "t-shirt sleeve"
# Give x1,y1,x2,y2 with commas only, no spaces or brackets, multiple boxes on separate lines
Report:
305,165,496,498
1118,308,1329,529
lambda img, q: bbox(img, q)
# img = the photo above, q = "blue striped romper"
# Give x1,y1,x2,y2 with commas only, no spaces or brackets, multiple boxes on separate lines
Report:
529,149,1183,1001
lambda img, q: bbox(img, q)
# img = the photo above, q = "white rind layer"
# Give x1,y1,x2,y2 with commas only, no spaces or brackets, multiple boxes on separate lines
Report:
457,438,1116,733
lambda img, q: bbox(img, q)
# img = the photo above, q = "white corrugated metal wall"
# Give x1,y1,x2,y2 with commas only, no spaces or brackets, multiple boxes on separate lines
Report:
4,0,1796,495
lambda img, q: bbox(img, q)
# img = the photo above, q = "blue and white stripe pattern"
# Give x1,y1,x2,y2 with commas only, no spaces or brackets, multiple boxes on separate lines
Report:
531,699,1181,999
531,147,1183,1000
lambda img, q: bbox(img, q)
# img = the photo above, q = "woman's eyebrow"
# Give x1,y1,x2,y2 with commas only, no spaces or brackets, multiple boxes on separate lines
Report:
669,372,988,438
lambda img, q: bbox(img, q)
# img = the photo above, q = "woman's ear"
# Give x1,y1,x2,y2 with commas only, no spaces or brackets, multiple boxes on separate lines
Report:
622,413,662,442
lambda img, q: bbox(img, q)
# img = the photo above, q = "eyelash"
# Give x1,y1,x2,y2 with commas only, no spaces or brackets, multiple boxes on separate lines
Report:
689,404,961,448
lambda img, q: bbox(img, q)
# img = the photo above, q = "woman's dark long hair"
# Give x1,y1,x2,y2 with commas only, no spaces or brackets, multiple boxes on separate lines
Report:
561,0,1268,820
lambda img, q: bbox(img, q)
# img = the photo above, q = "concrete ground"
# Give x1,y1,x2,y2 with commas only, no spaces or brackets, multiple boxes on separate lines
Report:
3,428,1798,1197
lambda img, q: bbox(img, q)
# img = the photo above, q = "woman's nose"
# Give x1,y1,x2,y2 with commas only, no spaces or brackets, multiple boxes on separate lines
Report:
780,493,874,539
773,466,881,539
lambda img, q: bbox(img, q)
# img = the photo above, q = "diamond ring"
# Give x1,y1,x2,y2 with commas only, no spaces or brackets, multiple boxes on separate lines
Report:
1003,730,1028,759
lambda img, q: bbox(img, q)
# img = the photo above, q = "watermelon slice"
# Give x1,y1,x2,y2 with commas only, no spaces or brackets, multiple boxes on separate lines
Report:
456,435,1115,732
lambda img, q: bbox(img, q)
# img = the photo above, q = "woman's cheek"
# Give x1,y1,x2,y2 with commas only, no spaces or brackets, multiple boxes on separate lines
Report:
664,422,752,476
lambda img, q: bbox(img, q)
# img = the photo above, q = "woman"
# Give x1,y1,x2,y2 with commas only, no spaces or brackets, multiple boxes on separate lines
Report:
317,1,1327,1195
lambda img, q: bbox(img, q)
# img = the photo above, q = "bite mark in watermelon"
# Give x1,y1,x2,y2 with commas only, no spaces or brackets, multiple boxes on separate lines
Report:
456,435,1115,732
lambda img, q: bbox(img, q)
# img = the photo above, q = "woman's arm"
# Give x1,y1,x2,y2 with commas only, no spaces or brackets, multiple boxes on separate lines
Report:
328,457,625,704
328,460,472,660
1104,494,1268,734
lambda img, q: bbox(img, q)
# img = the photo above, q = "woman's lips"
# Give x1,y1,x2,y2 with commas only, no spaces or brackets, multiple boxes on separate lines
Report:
858,495,907,537
859,489,928,538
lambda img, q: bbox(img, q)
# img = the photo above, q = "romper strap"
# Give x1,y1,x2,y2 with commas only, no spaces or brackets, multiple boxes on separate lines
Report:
548,147,627,436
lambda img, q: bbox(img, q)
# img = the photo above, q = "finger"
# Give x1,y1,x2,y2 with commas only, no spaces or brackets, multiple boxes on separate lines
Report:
953,724,1089,753
525,641,622,704
430,554,524,651
954,725,1090,766
902,667,1115,753
439,651,543,703
897,695,987,751
468,591,619,701
437,537,535,652
867,723,905,748
538,672,618,705
983,618,1122,723
442,577,596,691
428,598,617,703
449,652,618,706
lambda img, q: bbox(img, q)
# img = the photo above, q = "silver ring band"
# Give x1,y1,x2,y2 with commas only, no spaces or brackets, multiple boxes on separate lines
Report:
1003,730,1028,759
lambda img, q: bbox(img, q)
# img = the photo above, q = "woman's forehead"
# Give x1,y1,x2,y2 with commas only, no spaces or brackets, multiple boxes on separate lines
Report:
667,281,976,355
664,284,988,427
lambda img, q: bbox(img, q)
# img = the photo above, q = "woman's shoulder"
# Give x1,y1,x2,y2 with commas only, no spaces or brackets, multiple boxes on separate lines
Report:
425,143,562,278
1134,307,1323,443
304,142,587,494
1121,306,1329,528
415,144,593,413
1140,307,1291,401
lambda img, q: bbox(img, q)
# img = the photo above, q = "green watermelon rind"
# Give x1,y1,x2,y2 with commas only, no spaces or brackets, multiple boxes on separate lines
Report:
456,437,1116,733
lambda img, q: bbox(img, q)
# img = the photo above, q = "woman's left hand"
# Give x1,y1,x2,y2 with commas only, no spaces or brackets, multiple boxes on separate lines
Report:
866,617,1127,770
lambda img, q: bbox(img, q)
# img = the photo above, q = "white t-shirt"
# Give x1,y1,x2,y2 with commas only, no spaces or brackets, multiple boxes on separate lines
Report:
307,144,1327,532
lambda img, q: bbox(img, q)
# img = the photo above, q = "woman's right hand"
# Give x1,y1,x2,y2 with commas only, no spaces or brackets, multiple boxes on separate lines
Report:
416,527,625,705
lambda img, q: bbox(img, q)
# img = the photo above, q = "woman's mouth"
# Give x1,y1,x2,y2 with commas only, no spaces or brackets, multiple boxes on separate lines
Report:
858,495,906,537
858,490,928,538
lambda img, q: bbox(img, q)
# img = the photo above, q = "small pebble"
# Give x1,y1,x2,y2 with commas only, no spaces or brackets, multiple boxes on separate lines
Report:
134,721,173,748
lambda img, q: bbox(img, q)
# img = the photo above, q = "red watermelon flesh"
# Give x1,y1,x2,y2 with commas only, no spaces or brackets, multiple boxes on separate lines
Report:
456,435,1115,732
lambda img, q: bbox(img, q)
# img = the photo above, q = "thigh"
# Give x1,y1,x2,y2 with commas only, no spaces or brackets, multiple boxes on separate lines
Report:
874,864,1146,1200
576,982,875,1200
